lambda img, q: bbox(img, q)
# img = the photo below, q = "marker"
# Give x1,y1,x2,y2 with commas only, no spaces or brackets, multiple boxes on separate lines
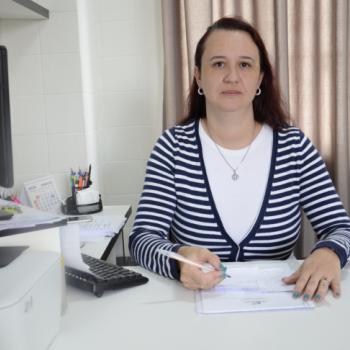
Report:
157,248,231,278
78,176,83,190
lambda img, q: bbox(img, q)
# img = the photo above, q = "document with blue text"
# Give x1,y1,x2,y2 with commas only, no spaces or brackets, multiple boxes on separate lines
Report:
196,260,314,313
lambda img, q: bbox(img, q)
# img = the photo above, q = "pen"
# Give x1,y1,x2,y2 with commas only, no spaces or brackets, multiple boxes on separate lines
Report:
87,164,91,187
157,248,231,278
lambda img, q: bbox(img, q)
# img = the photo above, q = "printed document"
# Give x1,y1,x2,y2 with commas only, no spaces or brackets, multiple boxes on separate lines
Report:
196,260,314,313
78,214,126,241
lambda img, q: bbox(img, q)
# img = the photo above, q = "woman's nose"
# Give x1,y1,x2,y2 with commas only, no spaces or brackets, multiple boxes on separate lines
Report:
223,65,239,83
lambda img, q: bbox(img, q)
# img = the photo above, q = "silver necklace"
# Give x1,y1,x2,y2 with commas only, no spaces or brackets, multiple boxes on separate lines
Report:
207,123,256,181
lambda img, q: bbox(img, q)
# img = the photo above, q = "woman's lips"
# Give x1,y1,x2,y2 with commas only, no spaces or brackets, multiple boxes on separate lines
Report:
222,90,242,95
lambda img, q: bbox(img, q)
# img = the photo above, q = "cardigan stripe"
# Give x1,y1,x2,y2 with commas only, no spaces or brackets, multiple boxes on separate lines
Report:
129,121,350,279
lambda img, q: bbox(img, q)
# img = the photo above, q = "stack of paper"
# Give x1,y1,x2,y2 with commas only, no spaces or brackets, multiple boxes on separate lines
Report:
0,199,65,234
196,261,314,313
78,214,126,241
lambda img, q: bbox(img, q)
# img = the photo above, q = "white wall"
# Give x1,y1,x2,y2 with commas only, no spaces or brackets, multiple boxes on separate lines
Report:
77,0,163,236
0,0,84,196
0,0,163,237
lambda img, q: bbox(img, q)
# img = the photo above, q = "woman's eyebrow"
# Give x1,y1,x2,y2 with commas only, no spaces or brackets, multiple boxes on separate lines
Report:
209,55,226,61
209,55,256,62
239,56,255,61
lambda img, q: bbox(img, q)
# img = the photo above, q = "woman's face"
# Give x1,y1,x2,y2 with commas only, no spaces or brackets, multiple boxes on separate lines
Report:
195,29,263,115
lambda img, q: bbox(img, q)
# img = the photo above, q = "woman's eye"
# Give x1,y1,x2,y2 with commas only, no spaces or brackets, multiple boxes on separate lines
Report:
213,61,225,68
240,62,251,68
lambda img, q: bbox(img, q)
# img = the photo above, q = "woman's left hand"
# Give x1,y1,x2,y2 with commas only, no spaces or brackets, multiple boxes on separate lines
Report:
282,247,341,303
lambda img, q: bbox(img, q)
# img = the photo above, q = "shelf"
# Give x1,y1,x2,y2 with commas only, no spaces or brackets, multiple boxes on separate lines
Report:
0,0,49,19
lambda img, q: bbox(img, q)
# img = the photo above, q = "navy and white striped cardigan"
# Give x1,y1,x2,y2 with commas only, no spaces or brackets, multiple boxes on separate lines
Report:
129,120,350,279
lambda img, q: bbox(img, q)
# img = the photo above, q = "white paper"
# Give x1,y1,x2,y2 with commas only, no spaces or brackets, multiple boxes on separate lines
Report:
218,265,294,292
78,214,126,241
196,261,314,314
0,199,65,232
59,224,90,272
197,289,313,314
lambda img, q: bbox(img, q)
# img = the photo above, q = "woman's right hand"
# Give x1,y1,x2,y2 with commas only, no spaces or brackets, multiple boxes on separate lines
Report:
177,246,224,290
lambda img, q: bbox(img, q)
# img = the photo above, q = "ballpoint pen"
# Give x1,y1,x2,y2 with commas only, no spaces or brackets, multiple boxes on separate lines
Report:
157,248,231,278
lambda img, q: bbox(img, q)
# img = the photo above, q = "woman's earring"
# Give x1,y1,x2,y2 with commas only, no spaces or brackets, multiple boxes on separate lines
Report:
198,87,204,96
256,87,262,96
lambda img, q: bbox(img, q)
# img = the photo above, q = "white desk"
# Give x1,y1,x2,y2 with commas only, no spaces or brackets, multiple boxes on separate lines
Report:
50,264,349,350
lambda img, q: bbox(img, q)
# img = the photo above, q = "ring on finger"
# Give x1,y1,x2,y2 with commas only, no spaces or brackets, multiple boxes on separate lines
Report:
319,277,329,285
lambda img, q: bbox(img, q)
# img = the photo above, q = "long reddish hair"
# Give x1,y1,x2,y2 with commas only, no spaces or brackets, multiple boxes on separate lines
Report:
181,17,290,129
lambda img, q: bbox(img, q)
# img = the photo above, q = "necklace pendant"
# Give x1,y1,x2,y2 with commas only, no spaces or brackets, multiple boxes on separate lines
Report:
232,170,239,181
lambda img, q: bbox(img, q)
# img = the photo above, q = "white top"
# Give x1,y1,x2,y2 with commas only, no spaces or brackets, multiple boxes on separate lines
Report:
199,121,273,243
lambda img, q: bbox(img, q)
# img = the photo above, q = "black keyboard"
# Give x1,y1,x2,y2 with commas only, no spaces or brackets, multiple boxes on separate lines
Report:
65,254,148,297
115,255,139,266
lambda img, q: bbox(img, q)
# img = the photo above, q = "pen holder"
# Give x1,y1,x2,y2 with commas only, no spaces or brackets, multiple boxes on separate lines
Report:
61,193,103,215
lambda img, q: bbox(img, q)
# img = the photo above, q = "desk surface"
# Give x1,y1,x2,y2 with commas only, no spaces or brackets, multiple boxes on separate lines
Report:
50,264,349,350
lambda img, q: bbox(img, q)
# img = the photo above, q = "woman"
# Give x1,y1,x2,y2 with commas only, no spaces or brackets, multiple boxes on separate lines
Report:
129,17,350,303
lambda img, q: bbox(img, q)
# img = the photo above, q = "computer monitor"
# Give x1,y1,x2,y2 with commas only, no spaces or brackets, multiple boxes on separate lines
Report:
0,45,14,188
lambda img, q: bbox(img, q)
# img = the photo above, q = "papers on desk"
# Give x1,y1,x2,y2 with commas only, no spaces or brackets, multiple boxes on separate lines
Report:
196,261,314,314
0,199,65,234
78,214,126,241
